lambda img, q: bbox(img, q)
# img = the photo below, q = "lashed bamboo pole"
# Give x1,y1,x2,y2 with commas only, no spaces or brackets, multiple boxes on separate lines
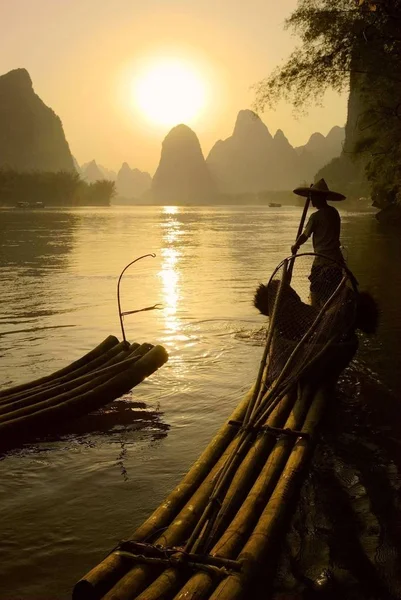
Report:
243,259,289,426
93,343,141,370
99,393,295,600
189,274,347,536
128,390,300,600
0,345,168,443
167,384,313,600
96,436,246,600
0,339,131,405
0,335,119,399
208,384,329,600
81,392,294,600
203,390,302,550
253,276,347,430
187,390,296,556
73,388,256,600
0,344,146,415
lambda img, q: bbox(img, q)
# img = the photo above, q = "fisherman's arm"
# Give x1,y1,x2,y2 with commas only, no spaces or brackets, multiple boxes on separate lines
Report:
291,215,314,254
291,233,308,254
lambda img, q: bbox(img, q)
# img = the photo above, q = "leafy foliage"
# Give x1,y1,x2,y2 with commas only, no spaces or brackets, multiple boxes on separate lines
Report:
0,170,116,206
254,0,401,204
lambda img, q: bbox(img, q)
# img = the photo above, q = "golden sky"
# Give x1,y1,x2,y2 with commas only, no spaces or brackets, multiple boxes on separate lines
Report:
0,0,347,174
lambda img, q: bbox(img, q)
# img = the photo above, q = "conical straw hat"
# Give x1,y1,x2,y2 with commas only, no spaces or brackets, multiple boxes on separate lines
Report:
293,178,346,201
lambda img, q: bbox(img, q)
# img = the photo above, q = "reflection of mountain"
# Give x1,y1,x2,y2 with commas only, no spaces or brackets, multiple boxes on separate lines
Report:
0,68,75,172
0,210,76,270
151,124,217,204
0,210,78,336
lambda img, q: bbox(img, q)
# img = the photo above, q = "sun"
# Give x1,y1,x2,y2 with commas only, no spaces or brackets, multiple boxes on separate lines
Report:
133,59,207,128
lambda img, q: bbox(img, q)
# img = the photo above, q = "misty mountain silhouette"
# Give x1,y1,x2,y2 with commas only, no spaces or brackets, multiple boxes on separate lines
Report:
207,109,344,193
116,162,151,199
80,161,117,181
296,126,345,180
207,110,274,193
0,68,75,173
80,160,104,183
151,124,217,204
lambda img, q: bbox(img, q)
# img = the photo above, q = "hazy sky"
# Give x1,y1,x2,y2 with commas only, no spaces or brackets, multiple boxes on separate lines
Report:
1,0,347,174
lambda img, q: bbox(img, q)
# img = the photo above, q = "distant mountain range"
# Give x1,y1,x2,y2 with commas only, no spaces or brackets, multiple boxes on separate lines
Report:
146,112,344,203
206,110,344,193
80,161,117,182
77,159,152,200
0,68,345,204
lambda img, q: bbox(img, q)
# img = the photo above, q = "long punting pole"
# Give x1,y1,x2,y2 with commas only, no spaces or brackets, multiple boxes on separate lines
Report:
287,188,311,281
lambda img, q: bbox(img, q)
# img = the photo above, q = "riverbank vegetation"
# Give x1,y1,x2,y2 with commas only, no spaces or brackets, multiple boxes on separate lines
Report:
254,0,401,221
0,170,116,206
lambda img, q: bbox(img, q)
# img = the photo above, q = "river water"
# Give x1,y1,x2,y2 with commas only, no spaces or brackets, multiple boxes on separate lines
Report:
0,206,400,599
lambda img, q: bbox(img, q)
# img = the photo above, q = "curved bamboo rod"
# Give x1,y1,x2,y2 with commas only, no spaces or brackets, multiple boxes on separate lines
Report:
117,254,162,344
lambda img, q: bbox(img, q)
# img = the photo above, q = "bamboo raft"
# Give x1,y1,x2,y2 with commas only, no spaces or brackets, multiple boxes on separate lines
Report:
0,335,168,451
72,382,343,600
0,254,169,451
73,254,359,600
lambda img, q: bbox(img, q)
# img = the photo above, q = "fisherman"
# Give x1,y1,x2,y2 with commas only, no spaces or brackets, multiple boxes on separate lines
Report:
290,179,346,307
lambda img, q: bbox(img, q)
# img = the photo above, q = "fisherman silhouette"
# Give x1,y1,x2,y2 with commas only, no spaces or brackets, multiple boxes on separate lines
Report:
291,179,345,307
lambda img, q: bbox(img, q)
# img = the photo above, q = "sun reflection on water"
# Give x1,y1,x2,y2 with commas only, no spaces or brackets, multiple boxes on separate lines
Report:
159,207,186,352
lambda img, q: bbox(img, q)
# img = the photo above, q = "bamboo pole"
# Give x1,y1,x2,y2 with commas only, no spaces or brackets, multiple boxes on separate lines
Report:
0,339,131,405
73,388,255,600
287,193,311,282
0,345,168,445
0,344,147,415
0,335,119,399
253,276,347,431
190,389,296,556
88,390,295,600
94,343,140,370
73,381,330,600
129,390,300,600
203,389,301,550
74,391,302,600
208,384,329,600
0,350,144,422
168,384,313,600
97,436,247,600
243,259,289,426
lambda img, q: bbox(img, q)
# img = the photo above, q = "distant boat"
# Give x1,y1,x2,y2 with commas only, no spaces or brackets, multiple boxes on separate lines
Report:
268,202,282,207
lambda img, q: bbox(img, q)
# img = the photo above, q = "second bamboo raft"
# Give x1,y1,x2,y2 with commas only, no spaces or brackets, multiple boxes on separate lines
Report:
0,335,168,451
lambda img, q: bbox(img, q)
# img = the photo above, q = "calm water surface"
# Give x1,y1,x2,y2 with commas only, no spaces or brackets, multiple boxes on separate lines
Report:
0,206,400,599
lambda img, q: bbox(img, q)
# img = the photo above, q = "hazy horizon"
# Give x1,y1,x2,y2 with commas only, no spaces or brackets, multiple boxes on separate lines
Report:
1,0,347,174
